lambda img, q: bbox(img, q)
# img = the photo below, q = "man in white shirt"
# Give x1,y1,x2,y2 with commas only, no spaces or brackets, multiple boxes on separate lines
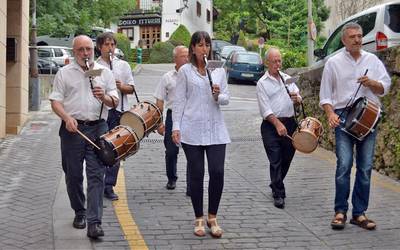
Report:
49,35,119,239
154,45,189,192
256,47,302,209
96,32,135,201
319,22,391,230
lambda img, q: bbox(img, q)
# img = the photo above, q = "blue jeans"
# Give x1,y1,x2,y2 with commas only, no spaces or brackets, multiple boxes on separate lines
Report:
104,109,121,190
60,121,107,224
334,109,377,217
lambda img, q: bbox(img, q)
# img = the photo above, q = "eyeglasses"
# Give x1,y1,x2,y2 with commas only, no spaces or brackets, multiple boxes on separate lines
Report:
76,47,93,53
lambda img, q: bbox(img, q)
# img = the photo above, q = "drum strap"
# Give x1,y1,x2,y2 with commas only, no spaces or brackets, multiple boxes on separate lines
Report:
338,69,368,120
277,71,306,126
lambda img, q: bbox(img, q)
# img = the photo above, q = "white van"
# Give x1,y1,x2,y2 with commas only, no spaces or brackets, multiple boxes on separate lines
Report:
313,1,400,68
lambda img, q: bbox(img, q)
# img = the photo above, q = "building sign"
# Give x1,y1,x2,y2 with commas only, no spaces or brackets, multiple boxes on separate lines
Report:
119,17,162,27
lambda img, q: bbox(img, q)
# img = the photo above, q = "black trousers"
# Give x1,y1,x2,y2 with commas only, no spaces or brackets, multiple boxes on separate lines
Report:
104,108,121,190
182,143,226,217
261,118,296,198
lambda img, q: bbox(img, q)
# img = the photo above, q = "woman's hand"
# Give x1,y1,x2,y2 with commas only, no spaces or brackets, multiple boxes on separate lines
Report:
212,84,220,101
172,130,181,146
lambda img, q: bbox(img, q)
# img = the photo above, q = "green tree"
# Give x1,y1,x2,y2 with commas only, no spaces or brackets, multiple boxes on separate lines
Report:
36,0,135,36
168,25,191,47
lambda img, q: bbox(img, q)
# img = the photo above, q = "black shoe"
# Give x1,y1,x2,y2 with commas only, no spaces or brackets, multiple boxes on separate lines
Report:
273,197,285,209
166,181,176,190
87,223,104,239
104,188,119,201
72,215,86,229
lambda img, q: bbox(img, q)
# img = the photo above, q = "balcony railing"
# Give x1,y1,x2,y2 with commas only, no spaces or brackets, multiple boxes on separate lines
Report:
133,0,162,14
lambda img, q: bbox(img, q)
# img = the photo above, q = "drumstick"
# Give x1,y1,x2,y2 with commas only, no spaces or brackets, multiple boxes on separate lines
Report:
286,135,293,141
76,129,101,150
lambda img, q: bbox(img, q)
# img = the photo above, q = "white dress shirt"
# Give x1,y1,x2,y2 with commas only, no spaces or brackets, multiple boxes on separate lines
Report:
319,50,391,110
97,57,135,112
153,69,178,111
256,71,300,119
172,64,231,145
49,61,119,121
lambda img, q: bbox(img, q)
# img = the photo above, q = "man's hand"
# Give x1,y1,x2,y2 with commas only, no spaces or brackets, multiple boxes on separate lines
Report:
92,86,105,100
275,121,288,136
64,116,78,133
172,130,181,145
289,92,301,105
327,112,340,128
157,123,165,135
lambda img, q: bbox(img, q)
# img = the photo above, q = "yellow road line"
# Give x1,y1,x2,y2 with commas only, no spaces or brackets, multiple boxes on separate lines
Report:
113,166,149,250
310,147,400,193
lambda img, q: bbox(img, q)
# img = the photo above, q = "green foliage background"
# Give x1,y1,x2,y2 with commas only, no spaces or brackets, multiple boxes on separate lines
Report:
168,25,191,47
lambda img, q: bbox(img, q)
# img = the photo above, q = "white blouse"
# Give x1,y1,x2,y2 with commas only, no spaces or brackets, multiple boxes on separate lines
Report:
172,63,231,145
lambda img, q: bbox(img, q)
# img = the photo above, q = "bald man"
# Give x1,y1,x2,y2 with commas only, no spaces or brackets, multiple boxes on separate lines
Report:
49,35,119,239
256,47,302,209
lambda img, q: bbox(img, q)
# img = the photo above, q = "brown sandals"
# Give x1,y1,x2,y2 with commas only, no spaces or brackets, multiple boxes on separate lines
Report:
350,214,376,230
331,212,347,230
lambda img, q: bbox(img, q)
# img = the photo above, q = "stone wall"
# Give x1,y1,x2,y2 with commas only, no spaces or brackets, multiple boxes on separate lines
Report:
289,46,400,178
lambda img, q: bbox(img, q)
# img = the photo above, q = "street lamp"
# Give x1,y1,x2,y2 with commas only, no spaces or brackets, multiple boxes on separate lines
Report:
176,0,189,13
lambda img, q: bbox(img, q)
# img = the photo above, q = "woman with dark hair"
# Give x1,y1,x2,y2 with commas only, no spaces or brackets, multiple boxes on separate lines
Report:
172,31,230,238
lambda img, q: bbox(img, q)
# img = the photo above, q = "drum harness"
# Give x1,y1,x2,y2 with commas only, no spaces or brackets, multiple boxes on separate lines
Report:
338,69,369,121
278,71,306,132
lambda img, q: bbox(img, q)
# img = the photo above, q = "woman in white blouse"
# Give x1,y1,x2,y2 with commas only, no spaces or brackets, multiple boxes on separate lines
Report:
172,31,231,238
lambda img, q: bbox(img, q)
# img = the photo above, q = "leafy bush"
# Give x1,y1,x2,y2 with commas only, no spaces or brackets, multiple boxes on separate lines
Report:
169,25,191,47
115,33,131,61
148,41,175,63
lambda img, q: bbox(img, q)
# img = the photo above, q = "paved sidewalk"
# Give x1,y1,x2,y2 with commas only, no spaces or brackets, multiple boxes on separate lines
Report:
0,64,400,249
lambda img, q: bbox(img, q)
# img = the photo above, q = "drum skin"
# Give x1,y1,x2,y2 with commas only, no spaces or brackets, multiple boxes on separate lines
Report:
292,117,323,154
96,125,140,166
119,101,162,140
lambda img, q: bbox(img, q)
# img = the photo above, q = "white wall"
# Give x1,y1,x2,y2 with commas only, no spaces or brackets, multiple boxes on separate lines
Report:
161,0,213,41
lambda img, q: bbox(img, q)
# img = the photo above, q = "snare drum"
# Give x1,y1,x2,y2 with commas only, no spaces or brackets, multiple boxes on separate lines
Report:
343,97,381,140
96,125,140,166
119,101,162,140
292,117,323,153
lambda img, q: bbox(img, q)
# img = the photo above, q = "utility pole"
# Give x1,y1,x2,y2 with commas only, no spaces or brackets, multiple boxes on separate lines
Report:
29,0,40,111
307,0,315,66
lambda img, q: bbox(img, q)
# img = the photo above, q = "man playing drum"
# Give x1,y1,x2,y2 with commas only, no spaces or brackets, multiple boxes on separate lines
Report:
96,32,135,201
256,47,302,209
319,22,391,230
50,35,119,239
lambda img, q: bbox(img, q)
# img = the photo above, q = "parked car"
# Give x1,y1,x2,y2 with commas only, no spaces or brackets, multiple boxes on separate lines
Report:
37,58,60,74
37,27,112,47
312,1,400,69
37,46,73,66
219,45,246,62
211,39,232,60
225,51,265,84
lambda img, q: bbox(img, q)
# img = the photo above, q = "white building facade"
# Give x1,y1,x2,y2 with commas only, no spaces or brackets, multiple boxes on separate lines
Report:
116,0,214,49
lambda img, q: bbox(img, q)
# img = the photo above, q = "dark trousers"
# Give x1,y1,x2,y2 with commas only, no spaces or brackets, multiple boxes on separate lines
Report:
182,143,226,217
164,110,178,182
261,118,297,198
60,121,107,224
104,109,121,190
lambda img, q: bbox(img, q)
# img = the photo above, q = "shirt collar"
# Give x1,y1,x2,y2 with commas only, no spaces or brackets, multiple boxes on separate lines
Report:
343,49,366,62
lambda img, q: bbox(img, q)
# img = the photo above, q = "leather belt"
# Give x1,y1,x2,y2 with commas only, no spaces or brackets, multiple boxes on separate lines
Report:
277,117,293,122
76,119,105,126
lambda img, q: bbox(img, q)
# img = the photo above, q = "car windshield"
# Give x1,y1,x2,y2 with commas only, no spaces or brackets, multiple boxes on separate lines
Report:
236,54,262,64
385,4,400,33
222,46,245,57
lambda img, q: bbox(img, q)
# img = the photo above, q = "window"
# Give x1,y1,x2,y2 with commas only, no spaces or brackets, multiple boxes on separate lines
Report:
197,1,201,17
122,28,134,41
385,4,400,33
207,9,211,22
38,48,52,57
324,25,344,56
353,13,377,36
54,48,63,57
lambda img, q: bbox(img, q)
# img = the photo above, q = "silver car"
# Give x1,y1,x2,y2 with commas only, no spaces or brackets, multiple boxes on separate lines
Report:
37,46,73,66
